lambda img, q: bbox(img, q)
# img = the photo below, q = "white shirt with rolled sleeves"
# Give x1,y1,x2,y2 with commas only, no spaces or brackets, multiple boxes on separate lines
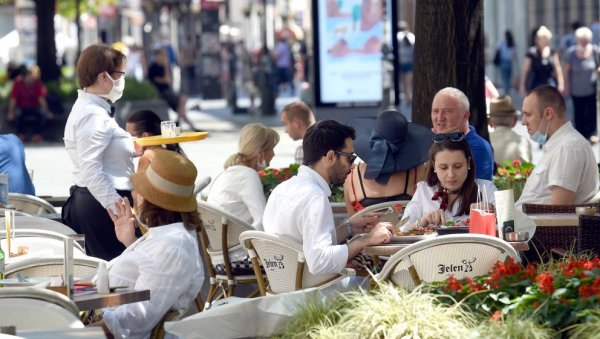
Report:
207,165,266,231
401,179,497,232
64,90,135,212
103,222,203,339
516,122,599,210
263,165,348,276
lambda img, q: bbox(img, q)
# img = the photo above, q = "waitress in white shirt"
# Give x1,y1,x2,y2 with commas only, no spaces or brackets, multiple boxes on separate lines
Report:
401,135,497,231
62,44,138,261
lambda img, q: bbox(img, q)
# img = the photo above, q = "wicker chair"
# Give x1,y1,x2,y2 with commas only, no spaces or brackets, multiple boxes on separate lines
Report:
0,287,83,330
0,208,32,217
0,229,84,255
5,256,106,281
521,203,600,261
0,215,76,236
376,234,520,291
551,215,600,257
340,200,410,227
239,230,355,296
196,201,259,310
8,193,57,215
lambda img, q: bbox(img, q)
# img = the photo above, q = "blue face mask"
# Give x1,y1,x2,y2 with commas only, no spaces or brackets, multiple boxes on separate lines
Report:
530,115,550,145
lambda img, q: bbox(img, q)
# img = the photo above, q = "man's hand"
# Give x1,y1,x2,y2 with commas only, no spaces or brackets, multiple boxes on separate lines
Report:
363,222,393,246
107,198,137,247
351,212,382,233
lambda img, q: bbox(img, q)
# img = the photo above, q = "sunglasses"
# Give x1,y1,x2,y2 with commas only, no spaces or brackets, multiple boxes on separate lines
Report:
432,132,465,143
334,150,358,163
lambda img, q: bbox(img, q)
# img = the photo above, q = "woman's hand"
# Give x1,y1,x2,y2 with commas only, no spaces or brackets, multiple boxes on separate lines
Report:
421,209,446,226
107,198,137,247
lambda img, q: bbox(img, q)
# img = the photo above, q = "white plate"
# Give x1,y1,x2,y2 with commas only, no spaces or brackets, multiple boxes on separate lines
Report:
0,277,50,287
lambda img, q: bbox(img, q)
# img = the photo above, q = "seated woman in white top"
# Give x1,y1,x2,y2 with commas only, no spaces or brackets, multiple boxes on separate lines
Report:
208,123,280,230
401,135,497,231
95,149,203,338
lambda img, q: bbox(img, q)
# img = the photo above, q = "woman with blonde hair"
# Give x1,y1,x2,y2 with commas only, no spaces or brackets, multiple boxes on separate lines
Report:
519,26,564,96
208,123,280,230
207,123,279,275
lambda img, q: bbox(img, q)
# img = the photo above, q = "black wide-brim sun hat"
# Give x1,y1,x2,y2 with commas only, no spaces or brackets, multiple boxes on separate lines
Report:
346,109,433,173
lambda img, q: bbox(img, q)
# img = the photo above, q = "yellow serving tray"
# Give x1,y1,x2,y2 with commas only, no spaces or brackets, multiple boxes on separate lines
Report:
135,132,208,146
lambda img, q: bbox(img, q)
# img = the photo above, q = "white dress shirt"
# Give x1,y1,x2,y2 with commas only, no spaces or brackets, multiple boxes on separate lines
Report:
516,122,599,209
401,179,497,231
64,90,135,210
263,165,348,275
103,222,203,339
207,165,265,231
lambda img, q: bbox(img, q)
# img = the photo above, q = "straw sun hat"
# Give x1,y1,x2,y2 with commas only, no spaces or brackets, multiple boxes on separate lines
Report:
489,95,518,117
131,149,197,212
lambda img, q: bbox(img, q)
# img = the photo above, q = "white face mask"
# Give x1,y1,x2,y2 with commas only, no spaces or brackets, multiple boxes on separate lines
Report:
103,72,125,103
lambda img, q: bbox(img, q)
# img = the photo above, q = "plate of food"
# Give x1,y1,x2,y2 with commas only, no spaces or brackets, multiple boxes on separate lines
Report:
392,226,437,243
135,132,208,146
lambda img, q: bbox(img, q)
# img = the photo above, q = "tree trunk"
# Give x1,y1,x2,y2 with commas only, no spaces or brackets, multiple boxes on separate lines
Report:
412,0,488,140
35,0,61,82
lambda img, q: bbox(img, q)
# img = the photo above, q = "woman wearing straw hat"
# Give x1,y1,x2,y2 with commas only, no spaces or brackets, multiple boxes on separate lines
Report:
488,95,532,164
96,149,203,338
343,109,432,217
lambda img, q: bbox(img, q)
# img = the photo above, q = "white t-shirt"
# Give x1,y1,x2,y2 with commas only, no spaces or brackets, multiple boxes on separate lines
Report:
207,165,266,231
516,122,599,209
401,179,497,232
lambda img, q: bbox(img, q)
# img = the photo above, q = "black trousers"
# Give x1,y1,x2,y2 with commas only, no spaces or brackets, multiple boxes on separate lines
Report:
62,186,132,261
573,93,597,140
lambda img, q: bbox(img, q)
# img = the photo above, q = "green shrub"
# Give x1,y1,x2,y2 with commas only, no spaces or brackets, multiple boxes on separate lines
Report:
122,77,159,101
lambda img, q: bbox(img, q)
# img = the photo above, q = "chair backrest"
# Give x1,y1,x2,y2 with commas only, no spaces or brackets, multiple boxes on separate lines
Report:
578,215,600,255
1,216,76,236
8,193,57,215
522,202,600,214
0,208,32,217
197,200,253,252
0,287,83,330
239,230,343,294
348,200,409,225
5,256,106,281
1,229,84,253
376,234,520,291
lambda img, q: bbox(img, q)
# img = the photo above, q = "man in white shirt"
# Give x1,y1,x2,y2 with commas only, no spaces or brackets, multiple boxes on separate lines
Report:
516,86,599,209
263,120,393,276
280,101,315,164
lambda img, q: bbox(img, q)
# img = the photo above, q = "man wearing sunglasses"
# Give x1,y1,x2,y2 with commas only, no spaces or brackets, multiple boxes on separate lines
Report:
263,120,394,279
516,86,598,209
431,87,494,180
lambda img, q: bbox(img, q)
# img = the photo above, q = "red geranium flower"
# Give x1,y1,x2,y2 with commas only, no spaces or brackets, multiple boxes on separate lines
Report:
536,272,555,294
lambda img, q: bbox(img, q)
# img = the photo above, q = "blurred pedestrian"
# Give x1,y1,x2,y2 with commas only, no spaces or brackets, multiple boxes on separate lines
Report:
0,134,35,195
62,44,138,261
488,95,532,164
495,30,517,95
148,48,201,131
519,26,564,96
563,27,600,143
397,20,415,105
274,33,294,95
7,66,51,143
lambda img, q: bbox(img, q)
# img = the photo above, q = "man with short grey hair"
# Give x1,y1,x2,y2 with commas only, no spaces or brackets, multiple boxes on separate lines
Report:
431,87,494,180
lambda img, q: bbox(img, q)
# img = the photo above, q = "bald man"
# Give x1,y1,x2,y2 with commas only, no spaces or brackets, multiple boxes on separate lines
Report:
516,86,598,209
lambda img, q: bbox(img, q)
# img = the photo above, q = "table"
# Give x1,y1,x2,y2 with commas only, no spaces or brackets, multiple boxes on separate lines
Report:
72,288,150,310
527,213,584,227
18,327,106,339
363,240,529,257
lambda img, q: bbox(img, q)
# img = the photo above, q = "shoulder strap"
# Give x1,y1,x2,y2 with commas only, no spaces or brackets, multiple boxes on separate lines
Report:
356,164,368,198
403,169,410,195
